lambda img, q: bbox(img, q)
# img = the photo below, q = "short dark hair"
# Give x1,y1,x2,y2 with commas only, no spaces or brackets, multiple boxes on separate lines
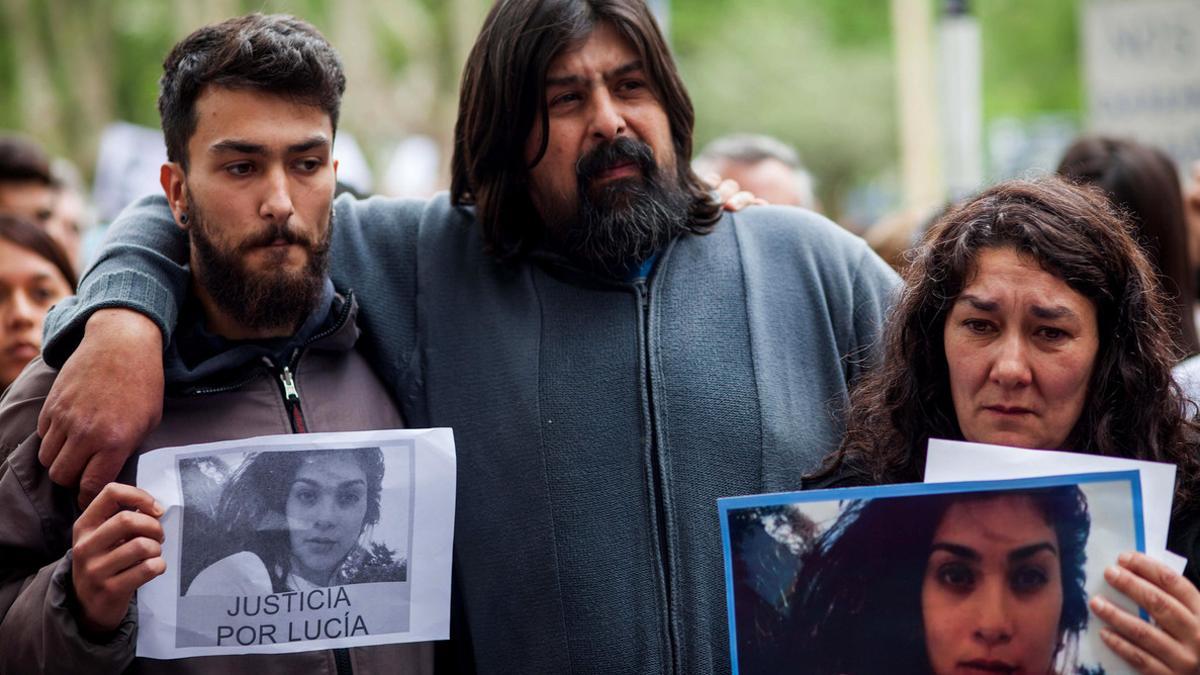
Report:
451,0,721,260
0,134,54,186
1058,136,1199,356
789,486,1090,674
0,214,77,289
821,177,1200,512
158,13,346,168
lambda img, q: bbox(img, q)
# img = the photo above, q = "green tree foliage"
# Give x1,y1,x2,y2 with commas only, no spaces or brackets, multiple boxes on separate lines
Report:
674,0,896,218
0,0,1081,215
0,0,488,185
975,0,1082,121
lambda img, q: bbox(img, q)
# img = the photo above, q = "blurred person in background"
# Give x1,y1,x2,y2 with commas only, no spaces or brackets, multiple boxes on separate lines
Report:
1185,160,1200,323
1058,136,1199,359
694,132,819,211
0,214,76,390
0,134,57,228
862,204,947,273
0,134,85,270
46,160,93,271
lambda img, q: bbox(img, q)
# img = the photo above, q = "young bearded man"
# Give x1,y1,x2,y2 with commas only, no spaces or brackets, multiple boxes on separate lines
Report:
33,1,898,672
0,14,428,675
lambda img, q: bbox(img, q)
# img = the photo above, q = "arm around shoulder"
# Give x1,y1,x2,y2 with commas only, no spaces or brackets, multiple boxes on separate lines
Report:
36,308,163,504
42,194,187,368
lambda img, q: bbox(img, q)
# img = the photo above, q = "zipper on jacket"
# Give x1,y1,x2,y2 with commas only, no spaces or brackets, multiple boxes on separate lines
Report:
278,363,308,433
183,291,355,399
270,351,352,675
635,280,680,673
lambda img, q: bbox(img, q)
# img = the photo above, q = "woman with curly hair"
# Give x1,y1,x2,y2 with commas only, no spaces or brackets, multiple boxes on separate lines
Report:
813,176,1200,673
186,447,401,595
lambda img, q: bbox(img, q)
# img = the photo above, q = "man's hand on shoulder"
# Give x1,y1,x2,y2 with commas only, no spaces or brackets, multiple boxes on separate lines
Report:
705,175,767,212
37,308,164,507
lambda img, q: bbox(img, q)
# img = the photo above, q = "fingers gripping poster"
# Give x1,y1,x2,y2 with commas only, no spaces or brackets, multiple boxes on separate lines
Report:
135,428,456,659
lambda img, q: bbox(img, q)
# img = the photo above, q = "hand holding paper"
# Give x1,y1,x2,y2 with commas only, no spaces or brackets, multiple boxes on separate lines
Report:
72,482,166,634
1092,552,1200,675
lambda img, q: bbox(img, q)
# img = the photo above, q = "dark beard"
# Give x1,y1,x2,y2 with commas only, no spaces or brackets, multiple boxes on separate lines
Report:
552,136,691,272
188,203,331,334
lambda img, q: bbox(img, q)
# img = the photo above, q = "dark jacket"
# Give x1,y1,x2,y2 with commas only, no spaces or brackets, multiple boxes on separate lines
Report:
0,292,432,675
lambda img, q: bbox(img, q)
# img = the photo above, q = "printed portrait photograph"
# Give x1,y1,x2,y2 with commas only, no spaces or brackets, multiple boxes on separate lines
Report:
720,474,1144,675
171,443,416,648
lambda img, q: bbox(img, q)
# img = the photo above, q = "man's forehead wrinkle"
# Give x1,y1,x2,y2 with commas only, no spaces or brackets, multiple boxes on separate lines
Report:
546,59,644,86
545,73,585,87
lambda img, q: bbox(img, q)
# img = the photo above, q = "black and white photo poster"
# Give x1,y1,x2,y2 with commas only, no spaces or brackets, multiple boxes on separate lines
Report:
135,428,455,658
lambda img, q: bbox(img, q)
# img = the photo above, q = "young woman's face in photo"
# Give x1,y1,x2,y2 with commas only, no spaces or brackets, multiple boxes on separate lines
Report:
286,453,370,585
943,247,1099,451
921,496,1064,675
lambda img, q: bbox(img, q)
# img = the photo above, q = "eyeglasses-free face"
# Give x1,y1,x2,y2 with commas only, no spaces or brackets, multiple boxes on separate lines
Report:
944,246,1099,452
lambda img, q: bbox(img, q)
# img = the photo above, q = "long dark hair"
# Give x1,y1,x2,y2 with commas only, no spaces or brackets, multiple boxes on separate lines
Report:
0,214,77,289
819,177,1200,513
790,486,1090,674
213,447,385,592
1058,136,1199,357
451,0,721,260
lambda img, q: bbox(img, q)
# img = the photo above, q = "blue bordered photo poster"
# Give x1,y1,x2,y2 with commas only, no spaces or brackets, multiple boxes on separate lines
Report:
719,472,1145,675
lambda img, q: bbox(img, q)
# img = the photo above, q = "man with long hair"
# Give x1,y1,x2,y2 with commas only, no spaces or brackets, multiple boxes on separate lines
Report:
32,1,897,671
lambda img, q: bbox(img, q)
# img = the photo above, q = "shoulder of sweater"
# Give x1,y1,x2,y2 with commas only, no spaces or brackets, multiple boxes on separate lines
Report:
724,205,872,259
333,191,474,231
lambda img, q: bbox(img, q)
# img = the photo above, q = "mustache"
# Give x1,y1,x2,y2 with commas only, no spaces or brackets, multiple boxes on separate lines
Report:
237,221,314,251
575,137,658,184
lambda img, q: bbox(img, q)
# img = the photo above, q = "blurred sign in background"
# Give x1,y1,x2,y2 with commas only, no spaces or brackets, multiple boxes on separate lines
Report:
1083,0,1200,162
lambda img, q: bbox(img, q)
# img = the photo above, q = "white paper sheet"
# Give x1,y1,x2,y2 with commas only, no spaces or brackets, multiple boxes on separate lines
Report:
135,428,456,659
924,438,1185,573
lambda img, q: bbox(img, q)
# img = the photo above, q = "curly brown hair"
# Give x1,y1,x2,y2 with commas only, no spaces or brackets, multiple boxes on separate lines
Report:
818,176,1200,513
